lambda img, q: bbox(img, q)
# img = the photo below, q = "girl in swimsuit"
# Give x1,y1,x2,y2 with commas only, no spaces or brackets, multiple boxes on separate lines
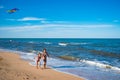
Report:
35,53,42,69
42,48,49,69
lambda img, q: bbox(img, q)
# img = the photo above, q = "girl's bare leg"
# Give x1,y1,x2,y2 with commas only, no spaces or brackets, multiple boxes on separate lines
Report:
36,61,39,69
38,61,41,69
43,62,46,69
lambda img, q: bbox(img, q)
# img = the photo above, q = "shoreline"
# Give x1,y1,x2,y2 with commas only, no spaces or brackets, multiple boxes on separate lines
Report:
0,51,84,80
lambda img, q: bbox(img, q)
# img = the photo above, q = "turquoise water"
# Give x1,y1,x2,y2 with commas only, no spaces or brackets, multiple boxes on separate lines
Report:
0,38,120,80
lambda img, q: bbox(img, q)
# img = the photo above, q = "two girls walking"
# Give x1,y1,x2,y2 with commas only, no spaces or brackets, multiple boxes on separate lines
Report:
36,48,49,69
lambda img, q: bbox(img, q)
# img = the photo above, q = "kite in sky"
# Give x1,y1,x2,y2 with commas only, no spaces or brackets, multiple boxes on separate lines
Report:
7,8,19,14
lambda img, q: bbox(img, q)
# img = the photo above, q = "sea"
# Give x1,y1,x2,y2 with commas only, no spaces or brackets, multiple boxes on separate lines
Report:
0,38,120,80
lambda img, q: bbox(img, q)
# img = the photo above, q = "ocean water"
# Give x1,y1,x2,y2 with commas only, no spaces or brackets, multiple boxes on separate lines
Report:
0,38,120,80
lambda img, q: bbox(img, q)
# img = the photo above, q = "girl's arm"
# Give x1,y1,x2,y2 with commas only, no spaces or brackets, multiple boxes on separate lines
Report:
47,52,49,57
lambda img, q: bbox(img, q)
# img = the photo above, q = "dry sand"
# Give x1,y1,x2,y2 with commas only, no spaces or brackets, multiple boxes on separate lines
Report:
0,51,84,80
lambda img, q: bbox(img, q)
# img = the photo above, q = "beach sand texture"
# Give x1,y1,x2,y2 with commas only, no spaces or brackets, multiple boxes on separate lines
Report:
0,51,84,80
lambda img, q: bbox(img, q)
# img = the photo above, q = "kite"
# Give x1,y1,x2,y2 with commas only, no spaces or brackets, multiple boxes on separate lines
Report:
7,8,19,14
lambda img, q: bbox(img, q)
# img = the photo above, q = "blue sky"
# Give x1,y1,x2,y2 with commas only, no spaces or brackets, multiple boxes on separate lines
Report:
0,0,120,38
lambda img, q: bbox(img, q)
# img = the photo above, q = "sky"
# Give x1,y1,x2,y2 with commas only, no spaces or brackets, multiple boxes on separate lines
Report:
0,0,120,38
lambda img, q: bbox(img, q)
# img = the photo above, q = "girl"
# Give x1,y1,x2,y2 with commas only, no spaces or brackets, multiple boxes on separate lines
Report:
35,53,42,69
42,48,49,69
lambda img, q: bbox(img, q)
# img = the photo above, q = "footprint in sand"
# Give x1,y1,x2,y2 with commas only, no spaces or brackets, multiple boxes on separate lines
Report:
0,56,3,61
0,67,2,70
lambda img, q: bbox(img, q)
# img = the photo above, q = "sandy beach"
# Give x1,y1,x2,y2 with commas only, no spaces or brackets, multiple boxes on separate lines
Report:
0,51,84,80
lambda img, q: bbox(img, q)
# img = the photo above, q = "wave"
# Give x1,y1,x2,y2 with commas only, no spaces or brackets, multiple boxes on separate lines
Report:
58,55,120,72
9,40,12,42
58,56,77,61
28,41,34,44
58,42,89,46
82,60,120,71
69,42,89,45
0,48,26,55
58,42,68,46
77,47,120,58
0,48,37,60
87,49,120,58
44,42,51,44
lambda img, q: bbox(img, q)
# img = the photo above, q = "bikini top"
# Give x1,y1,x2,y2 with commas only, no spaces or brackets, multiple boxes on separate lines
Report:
38,55,41,60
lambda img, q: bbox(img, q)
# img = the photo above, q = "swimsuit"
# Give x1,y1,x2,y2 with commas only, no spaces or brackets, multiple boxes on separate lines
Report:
37,56,41,62
43,53,47,62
